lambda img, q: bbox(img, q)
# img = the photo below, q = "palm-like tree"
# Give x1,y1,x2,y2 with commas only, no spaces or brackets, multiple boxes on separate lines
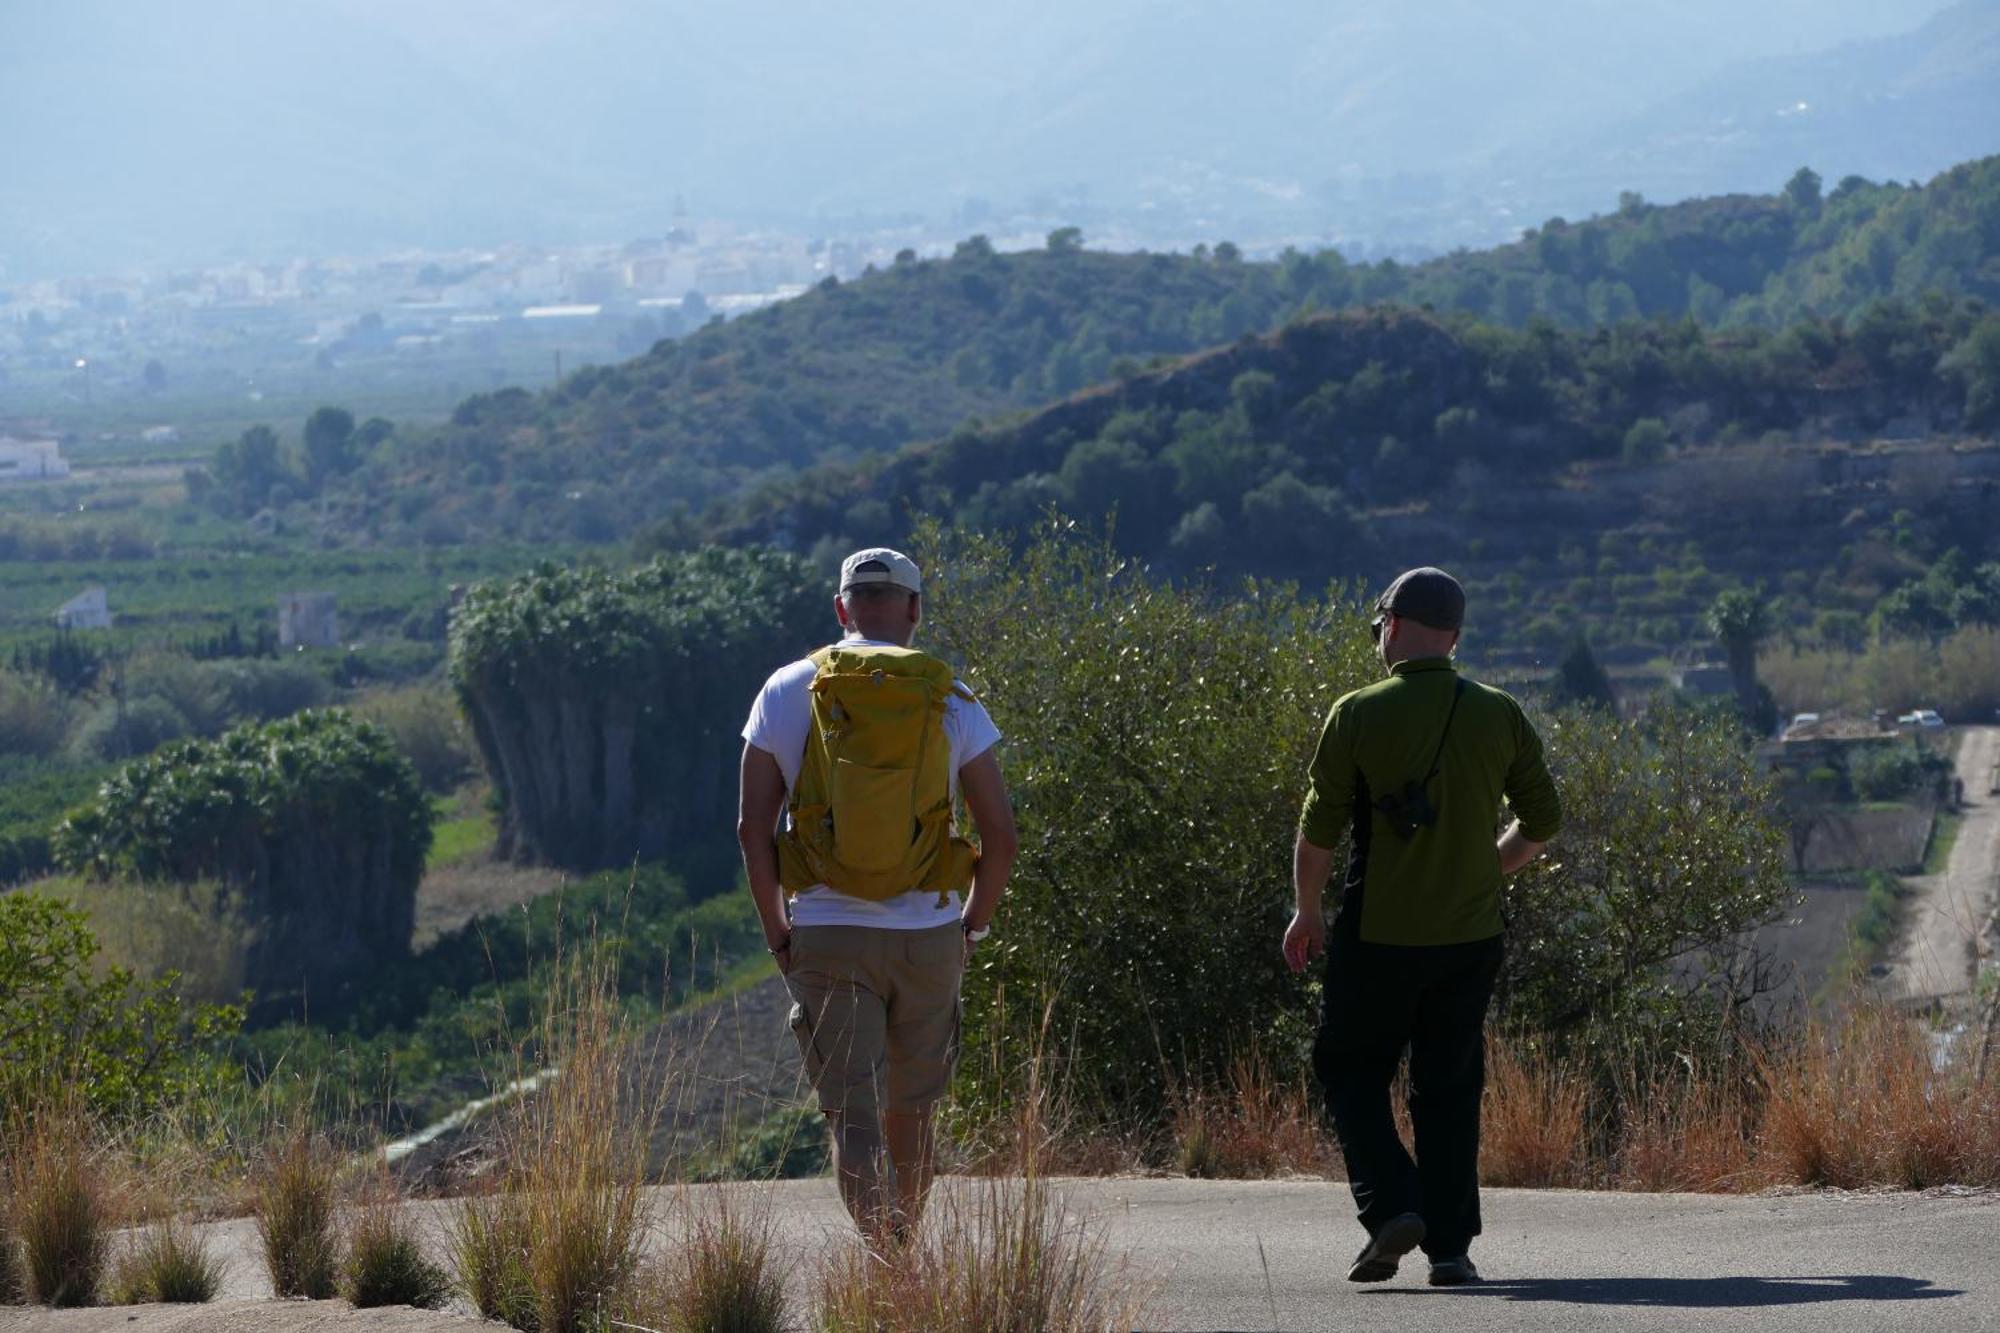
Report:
1707,588,1771,716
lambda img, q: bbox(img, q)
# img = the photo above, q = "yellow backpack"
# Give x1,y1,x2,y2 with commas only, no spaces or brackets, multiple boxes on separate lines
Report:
777,644,981,902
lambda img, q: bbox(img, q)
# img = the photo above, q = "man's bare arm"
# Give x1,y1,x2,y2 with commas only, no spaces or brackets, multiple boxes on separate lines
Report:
957,749,1017,935
1497,820,1548,876
736,742,792,966
1283,832,1337,972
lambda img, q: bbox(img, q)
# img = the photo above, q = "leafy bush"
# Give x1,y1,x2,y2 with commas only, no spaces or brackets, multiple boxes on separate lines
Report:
123,652,233,738
53,710,433,1001
450,547,822,881
68,695,192,762
38,876,252,1007
1498,702,1791,1040
0,670,69,757
209,657,330,721
917,520,1793,1116
0,757,109,885
351,682,473,794
0,894,241,1121
689,1104,829,1182
914,519,1376,1111
1850,743,1930,802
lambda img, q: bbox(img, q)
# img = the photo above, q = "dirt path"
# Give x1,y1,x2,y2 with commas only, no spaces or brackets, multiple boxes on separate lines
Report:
1893,726,2000,1006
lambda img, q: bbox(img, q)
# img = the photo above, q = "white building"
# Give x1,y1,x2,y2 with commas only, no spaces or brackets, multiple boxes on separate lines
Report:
0,436,71,480
54,586,111,630
279,591,339,649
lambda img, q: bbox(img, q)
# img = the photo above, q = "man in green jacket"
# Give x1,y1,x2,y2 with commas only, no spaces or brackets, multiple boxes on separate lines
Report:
1283,567,1561,1287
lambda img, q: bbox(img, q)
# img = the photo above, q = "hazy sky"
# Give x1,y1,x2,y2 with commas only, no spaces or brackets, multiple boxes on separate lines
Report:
0,0,1985,277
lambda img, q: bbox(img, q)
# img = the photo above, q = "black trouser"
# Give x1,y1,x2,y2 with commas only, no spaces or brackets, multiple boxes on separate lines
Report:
1312,932,1503,1260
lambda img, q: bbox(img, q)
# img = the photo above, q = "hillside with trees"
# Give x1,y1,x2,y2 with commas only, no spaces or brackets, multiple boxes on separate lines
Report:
708,298,2000,568
286,157,2000,547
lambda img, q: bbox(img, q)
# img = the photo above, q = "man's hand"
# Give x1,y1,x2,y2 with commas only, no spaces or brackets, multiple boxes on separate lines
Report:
767,929,794,974
1287,832,1336,972
1282,908,1325,973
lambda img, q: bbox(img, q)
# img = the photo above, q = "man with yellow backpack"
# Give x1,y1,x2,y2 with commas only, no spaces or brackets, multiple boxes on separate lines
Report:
737,547,1017,1246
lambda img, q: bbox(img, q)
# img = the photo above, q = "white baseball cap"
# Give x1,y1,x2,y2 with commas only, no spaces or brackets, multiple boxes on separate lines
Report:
839,547,922,595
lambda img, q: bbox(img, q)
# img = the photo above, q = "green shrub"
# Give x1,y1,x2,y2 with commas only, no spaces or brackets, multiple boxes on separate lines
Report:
0,670,69,757
68,695,192,762
1851,744,1926,802
0,894,242,1122
689,1104,829,1182
351,683,473,794
913,519,1377,1112
1499,702,1791,1039
209,658,330,721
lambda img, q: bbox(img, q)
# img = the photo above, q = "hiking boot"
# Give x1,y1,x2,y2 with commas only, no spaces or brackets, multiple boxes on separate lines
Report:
1345,1212,1426,1283
1428,1254,1480,1286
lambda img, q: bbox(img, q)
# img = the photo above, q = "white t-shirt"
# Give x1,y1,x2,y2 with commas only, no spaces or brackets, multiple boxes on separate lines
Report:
743,636,1002,929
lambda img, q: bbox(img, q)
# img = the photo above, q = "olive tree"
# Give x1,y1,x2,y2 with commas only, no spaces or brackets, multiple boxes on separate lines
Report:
1497,701,1793,1041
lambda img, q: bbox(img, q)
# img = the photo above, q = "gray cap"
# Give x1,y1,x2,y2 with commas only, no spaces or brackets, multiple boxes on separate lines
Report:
839,547,922,595
1376,566,1464,630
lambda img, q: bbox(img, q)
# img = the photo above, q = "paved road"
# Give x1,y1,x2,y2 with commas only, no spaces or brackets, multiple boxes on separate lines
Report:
10,1180,1996,1333
1896,726,2000,1006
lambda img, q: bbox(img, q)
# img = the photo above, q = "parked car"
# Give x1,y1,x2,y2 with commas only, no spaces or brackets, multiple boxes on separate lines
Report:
1897,708,1946,728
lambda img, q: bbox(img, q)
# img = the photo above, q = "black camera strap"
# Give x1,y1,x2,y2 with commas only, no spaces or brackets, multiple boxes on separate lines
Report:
1422,677,1468,782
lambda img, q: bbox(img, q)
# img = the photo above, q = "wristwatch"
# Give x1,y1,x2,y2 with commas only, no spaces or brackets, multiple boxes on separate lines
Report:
961,920,991,943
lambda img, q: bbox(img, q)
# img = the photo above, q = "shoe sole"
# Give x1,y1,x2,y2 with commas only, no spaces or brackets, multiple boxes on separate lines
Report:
1346,1212,1427,1283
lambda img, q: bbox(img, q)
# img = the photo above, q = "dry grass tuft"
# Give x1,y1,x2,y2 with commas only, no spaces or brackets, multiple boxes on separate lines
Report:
627,1188,788,1333
1612,1056,1757,1193
0,1185,20,1304
1754,1005,2000,1189
1171,1049,1331,1179
448,943,666,1333
812,1174,1152,1333
110,1217,223,1305
1480,1038,1592,1188
449,1189,539,1329
253,1123,340,1299
344,1186,451,1310
10,1109,111,1307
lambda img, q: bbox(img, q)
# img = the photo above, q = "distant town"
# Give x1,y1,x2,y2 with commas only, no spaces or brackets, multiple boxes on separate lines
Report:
0,217,1096,450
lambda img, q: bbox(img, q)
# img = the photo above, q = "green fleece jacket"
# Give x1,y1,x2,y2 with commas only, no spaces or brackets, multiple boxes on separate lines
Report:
1299,657,1561,946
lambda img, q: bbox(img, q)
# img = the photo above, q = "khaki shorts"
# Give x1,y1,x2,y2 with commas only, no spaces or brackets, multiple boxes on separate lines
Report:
784,922,965,1116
